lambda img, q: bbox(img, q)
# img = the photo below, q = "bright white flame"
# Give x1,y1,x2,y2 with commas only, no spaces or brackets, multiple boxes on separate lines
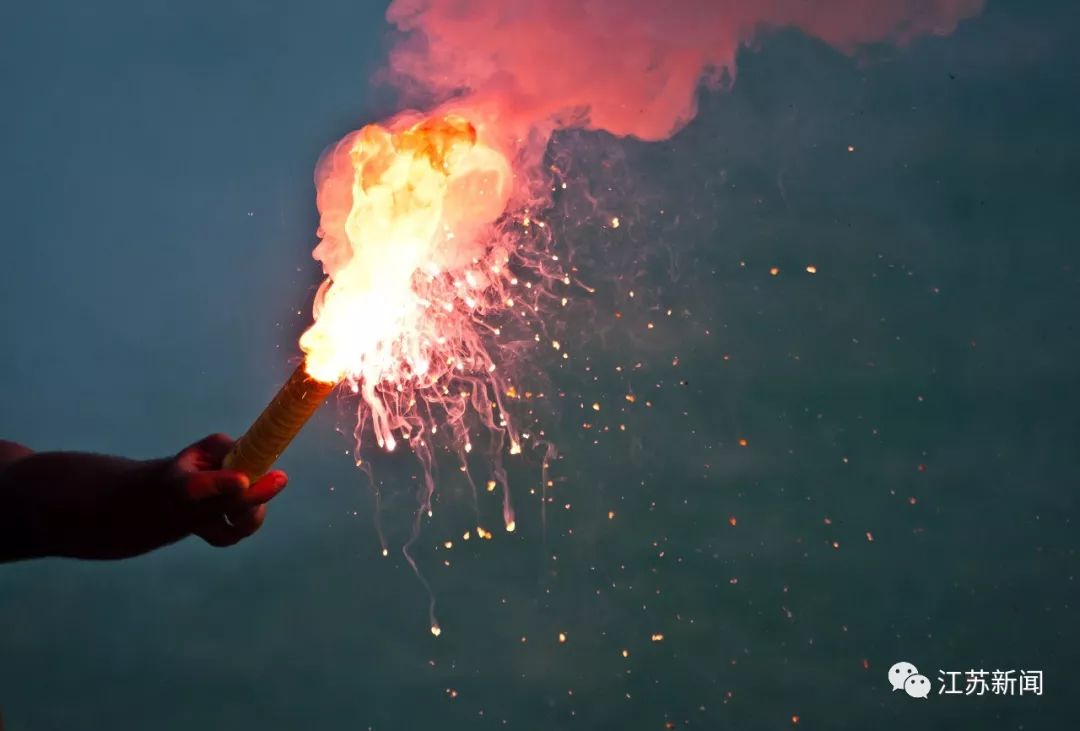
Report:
300,115,514,451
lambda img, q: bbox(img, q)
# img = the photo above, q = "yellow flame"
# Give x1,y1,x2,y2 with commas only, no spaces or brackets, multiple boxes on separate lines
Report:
300,115,513,450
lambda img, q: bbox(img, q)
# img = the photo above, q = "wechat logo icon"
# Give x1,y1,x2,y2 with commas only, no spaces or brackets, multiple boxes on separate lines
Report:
890,661,931,699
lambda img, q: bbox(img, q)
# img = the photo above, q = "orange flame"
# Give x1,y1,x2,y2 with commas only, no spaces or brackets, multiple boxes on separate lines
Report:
299,114,517,458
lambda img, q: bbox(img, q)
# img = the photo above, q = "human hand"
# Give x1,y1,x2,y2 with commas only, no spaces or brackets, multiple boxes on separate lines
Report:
165,433,289,549
0,433,289,561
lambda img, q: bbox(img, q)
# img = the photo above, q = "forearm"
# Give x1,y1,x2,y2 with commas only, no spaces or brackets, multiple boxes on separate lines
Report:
0,440,37,560
0,433,288,562
0,447,177,561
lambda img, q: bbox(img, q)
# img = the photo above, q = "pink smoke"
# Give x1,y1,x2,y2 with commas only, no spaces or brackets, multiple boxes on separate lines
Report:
386,0,984,142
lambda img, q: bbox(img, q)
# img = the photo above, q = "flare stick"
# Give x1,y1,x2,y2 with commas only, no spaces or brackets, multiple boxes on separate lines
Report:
224,365,337,480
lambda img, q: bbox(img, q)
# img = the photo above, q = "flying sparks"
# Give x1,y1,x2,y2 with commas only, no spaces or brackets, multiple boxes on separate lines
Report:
300,114,528,461
226,0,985,637
290,110,573,567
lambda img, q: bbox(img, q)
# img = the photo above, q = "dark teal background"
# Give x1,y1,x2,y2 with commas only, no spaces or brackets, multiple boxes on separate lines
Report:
1,1,1077,729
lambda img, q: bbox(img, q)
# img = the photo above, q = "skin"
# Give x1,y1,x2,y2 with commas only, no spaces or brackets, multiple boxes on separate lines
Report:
0,433,287,562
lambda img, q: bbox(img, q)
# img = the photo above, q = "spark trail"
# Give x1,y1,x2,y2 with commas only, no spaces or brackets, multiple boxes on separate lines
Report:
284,0,983,633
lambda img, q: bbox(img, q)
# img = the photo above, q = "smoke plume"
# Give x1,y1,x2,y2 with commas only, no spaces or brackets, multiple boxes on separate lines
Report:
386,0,984,142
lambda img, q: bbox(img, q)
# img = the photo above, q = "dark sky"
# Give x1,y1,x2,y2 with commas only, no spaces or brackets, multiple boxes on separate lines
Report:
1,1,1078,729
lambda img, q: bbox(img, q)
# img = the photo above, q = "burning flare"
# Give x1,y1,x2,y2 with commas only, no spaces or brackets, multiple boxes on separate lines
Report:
300,114,515,453
223,365,335,480
222,0,985,637
224,112,532,516
227,115,522,482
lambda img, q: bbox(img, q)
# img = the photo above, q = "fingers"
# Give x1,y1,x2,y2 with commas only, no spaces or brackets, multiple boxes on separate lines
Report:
176,433,235,471
170,439,288,549
229,504,267,535
177,465,287,543
182,469,249,503
183,469,287,508
195,505,267,547
244,470,288,506
194,472,281,546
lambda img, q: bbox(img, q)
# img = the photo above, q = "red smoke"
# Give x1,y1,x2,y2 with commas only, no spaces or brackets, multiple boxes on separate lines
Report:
387,0,984,142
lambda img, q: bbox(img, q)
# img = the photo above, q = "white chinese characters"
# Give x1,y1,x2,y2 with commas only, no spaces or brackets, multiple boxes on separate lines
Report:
890,662,1044,700
938,669,1043,696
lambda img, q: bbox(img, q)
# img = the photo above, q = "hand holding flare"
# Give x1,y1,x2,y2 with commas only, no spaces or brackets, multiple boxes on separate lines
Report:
226,115,518,481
